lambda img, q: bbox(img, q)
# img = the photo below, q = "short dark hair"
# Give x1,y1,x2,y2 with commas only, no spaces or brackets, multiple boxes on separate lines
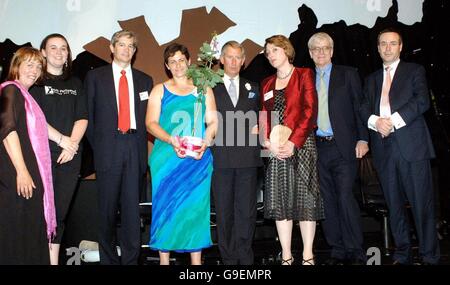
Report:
40,33,73,80
163,43,190,64
377,28,403,45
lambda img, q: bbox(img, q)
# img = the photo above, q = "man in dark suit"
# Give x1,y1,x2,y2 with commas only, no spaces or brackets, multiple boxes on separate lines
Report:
211,41,262,265
360,28,440,265
84,30,153,264
308,32,368,265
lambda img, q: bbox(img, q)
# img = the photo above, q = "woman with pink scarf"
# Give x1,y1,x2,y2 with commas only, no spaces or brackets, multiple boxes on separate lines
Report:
0,47,56,264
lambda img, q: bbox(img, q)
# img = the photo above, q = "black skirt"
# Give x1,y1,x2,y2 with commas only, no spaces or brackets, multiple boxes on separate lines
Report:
264,89,324,221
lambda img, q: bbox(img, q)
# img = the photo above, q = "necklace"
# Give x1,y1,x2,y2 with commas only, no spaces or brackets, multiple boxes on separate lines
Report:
277,66,294,80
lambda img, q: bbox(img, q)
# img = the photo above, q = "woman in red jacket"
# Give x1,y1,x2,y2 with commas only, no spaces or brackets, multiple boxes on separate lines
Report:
260,35,324,265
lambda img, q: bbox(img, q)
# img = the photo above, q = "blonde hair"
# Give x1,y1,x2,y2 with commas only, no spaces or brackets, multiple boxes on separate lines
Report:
308,32,334,49
7,46,44,81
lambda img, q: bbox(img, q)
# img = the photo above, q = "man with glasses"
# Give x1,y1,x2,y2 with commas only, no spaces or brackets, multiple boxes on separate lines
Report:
360,28,440,265
308,32,368,265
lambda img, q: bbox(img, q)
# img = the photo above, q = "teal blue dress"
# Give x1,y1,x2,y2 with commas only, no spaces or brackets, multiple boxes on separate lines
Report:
149,85,213,252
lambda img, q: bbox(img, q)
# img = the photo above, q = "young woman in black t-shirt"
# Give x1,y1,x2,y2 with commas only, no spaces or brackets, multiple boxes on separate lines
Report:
31,34,88,265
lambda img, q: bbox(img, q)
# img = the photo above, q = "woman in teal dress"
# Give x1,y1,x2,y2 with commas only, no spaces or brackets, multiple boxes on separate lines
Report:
146,43,218,265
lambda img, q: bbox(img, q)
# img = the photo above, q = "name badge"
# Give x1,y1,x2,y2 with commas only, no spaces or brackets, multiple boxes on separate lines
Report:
139,91,149,101
264,90,274,101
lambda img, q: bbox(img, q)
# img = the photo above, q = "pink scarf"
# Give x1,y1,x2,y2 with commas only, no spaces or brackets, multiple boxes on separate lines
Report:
0,80,56,241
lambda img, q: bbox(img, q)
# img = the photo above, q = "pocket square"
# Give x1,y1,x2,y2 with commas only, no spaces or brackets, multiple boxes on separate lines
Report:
248,92,256,99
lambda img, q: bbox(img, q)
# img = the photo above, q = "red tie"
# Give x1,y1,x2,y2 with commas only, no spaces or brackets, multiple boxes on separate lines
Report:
118,70,130,132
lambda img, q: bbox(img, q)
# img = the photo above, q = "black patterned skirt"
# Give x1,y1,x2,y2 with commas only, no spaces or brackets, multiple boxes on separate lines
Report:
264,89,324,221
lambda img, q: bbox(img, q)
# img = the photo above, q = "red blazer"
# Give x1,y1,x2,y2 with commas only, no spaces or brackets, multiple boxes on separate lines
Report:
260,67,317,148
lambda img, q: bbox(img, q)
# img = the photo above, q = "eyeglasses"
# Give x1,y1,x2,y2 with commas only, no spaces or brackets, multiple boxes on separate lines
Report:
310,46,332,54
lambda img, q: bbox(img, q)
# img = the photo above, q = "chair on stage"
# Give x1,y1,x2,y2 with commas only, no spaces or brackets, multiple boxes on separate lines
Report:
358,155,393,256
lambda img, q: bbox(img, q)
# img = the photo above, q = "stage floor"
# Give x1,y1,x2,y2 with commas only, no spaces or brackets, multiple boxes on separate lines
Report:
138,228,449,266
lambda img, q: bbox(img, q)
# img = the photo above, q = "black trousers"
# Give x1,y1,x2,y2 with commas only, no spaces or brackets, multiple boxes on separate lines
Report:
317,139,365,260
51,155,81,244
96,135,142,265
212,167,258,265
376,137,440,264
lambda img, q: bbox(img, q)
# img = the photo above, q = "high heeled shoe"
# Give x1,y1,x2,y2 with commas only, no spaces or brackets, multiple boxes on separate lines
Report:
281,256,294,265
302,256,315,265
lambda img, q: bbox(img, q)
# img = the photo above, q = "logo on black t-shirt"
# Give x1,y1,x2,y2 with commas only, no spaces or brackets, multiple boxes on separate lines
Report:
45,86,54,95
45,86,77,96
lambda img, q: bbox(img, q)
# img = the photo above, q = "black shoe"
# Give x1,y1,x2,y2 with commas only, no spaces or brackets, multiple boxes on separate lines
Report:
322,257,345,265
421,261,438,265
392,260,411,265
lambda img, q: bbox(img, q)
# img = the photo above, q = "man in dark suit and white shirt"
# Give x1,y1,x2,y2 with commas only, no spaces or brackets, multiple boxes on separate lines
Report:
360,28,440,265
84,30,153,264
308,32,368,265
211,41,262,265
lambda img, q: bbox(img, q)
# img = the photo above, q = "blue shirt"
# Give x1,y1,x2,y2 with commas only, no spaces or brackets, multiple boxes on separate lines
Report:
315,63,334,137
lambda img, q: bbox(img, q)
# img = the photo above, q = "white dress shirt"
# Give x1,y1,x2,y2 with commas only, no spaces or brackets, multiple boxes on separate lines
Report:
368,59,406,132
223,74,240,101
